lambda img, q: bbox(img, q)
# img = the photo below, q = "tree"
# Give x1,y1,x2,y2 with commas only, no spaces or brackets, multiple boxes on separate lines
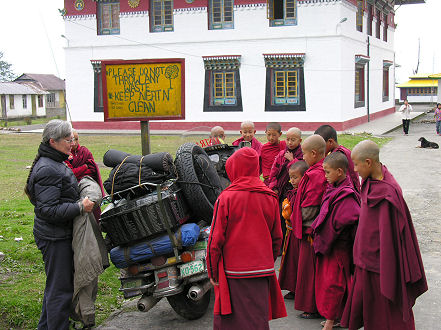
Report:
0,51,16,82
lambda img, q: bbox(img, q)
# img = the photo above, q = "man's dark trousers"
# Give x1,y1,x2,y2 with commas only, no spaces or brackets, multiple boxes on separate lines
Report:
35,237,74,330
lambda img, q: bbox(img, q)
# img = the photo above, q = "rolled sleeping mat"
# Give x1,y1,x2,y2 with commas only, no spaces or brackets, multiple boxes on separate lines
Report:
103,149,175,174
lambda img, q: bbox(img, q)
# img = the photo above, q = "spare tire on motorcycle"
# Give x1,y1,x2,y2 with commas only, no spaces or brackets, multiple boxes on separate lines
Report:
166,284,211,320
174,143,223,223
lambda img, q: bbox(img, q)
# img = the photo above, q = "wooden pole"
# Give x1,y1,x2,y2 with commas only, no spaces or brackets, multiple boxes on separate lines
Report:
141,120,150,155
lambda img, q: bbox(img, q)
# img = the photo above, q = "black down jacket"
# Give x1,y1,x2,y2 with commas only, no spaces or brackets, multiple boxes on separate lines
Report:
28,155,81,240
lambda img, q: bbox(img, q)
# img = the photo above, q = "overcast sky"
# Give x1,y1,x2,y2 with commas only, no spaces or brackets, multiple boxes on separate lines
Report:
0,0,439,84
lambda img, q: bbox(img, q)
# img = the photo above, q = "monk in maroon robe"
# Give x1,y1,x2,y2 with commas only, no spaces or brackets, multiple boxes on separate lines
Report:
278,160,308,300
206,147,287,329
260,122,286,185
232,120,263,155
311,152,360,329
315,124,360,192
68,130,104,222
341,140,427,330
291,135,328,318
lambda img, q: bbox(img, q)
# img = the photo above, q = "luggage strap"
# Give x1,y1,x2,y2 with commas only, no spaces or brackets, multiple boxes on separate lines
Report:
156,185,180,258
111,156,130,201
123,246,133,266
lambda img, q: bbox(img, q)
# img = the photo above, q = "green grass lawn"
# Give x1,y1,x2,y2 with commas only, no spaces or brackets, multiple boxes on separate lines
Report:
0,115,67,128
0,132,390,329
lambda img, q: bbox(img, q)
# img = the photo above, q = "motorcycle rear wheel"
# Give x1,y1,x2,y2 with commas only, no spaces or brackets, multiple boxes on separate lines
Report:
166,285,211,320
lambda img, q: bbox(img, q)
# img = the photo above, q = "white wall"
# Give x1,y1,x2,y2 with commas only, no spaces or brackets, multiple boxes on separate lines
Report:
5,95,32,118
64,1,396,125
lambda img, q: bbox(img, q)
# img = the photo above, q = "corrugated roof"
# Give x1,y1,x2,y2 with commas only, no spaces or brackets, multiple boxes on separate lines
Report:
408,73,435,79
396,79,438,88
14,73,65,91
395,0,425,4
0,82,47,95
429,73,441,79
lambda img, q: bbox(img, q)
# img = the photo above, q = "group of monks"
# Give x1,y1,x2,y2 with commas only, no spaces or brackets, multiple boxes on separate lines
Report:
206,121,427,330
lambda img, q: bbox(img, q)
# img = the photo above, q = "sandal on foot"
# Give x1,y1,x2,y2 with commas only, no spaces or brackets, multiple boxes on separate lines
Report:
298,312,321,319
320,320,342,328
284,292,295,300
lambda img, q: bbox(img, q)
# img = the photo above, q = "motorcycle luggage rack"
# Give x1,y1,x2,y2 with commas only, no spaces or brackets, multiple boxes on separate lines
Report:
102,180,183,259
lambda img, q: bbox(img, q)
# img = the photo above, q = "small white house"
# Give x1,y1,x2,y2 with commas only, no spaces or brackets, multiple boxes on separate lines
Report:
0,82,47,119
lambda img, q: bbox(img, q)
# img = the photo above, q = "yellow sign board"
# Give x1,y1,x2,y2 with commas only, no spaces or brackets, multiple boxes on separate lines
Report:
102,59,185,121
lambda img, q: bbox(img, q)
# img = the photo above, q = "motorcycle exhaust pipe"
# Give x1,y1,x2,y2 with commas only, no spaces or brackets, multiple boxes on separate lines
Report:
137,295,162,312
187,280,212,301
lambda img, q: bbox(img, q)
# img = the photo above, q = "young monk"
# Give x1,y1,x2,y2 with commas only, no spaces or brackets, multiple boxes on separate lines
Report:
210,126,226,145
278,160,309,300
268,127,303,245
260,122,286,185
341,140,427,330
311,152,360,330
314,124,360,192
291,134,328,319
232,120,263,155
206,147,287,329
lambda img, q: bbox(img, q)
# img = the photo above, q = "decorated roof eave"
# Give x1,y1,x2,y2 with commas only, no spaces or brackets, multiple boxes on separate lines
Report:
395,0,426,5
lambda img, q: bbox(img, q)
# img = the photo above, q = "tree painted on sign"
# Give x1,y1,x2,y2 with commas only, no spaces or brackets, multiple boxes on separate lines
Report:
164,65,179,89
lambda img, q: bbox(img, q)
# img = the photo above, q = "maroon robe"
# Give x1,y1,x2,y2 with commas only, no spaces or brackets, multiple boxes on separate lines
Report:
232,137,263,155
311,176,360,320
291,158,328,313
260,140,287,184
268,145,303,199
333,145,360,193
341,165,427,330
278,188,300,293
206,148,287,324
69,144,105,222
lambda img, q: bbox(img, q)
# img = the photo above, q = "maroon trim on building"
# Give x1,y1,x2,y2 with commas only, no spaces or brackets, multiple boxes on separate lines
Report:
72,107,395,132
120,0,149,12
65,0,96,16
202,55,242,60
263,53,305,57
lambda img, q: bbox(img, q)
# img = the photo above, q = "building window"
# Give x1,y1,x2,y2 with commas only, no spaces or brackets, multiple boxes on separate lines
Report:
97,1,120,35
209,0,234,30
367,3,373,36
355,55,369,108
383,13,388,42
264,54,306,111
203,56,242,112
38,95,43,108
150,0,173,32
22,95,27,109
46,93,56,108
9,95,14,109
92,61,104,113
383,61,392,102
356,0,363,32
267,0,297,27
375,9,381,39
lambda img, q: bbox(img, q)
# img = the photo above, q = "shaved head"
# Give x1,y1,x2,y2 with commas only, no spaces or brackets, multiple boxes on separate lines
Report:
352,140,380,162
302,134,326,156
241,121,255,129
290,160,308,176
314,125,337,143
324,151,348,172
286,127,302,138
266,122,282,133
211,126,225,137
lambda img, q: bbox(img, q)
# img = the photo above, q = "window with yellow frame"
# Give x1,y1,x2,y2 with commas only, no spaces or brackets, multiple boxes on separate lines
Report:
356,0,364,32
209,0,234,30
212,72,236,105
150,0,173,32
273,69,299,105
267,0,297,27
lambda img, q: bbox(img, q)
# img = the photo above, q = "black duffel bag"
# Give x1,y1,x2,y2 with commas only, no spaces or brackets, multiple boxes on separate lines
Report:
103,162,173,198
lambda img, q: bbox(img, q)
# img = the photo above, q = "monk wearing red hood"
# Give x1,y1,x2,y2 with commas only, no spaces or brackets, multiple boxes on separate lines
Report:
315,124,360,193
206,147,287,329
291,134,328,319
232,121,263,155
260,122,286,185
312,152,360,329
341,140,427,330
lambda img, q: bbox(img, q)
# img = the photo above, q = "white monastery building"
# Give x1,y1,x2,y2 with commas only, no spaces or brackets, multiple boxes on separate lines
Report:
63,0,423,132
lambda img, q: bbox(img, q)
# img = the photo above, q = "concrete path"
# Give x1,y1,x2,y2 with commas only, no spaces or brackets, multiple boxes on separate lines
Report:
96,113,441,329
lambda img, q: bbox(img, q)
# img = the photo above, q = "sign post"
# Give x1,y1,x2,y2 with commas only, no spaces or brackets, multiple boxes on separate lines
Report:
101,58,185,155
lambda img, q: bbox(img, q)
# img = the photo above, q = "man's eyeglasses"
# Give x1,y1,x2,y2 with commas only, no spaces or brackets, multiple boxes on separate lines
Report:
64,138,75,143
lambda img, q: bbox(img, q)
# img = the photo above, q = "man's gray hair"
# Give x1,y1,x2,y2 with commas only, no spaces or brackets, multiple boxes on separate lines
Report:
42,120,72,144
